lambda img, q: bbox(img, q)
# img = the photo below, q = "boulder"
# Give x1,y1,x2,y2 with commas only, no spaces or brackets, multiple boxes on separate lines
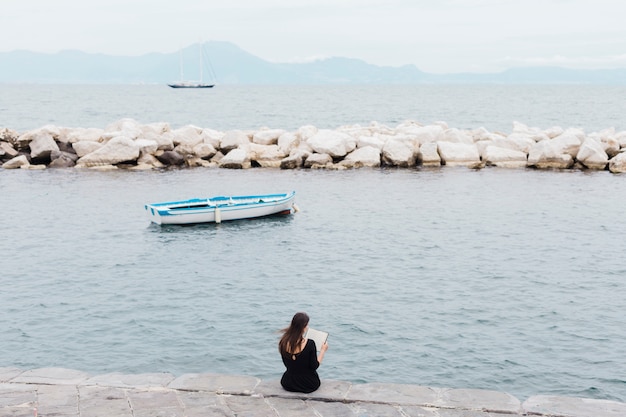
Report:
66,127,104,143
527,140,574,169
412,124,445,144
135,139,159,156
104,118,143,139
146,131,175,151
219,148,250,169
550,132,583,157
73,141,103,158
419,142,441,167
246,144,285,168
193,142,217,159
76,136,140,167
220,130,250,153
29,132,59,160
2,154,30,169
382,138,417,167
297,125,319,141
200,128,223,149
576,138,608,170
137,153,165,169
357,135,385,150
303,153,332,169
0,128,19,145
483,146,528,168
442,128,474,144
156,150,185,166
609,152,626,173
501,133,536,153
171,125,203,147
48,151,78,168
341,146,381,168
253,129,285,145
307,129,356,158
0,142,19,158
277,131,300,155
437,142,481,166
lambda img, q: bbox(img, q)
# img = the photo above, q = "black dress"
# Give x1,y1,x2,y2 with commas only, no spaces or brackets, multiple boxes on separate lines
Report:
280,339,321,393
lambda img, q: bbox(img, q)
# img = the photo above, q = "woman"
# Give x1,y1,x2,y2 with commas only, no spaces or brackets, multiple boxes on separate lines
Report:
278,312,329,393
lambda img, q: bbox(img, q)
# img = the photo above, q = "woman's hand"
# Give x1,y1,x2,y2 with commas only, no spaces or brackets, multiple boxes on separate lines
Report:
321,342,329,352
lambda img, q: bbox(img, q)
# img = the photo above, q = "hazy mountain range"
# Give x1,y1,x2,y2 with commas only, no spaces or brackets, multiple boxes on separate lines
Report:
1,41,625,85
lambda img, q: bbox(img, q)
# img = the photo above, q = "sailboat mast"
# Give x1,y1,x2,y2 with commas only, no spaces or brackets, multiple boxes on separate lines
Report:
179,49,184,81
199,43,203,82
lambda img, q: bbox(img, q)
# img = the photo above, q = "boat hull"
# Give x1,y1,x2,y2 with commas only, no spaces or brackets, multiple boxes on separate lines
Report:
145,192,296,225
168,83,214,88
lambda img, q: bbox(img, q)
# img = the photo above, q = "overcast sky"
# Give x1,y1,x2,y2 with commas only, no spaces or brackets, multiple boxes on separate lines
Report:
2,0,626,73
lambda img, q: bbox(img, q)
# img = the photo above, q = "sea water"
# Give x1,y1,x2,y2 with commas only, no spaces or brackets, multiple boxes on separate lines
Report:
1,84,626,402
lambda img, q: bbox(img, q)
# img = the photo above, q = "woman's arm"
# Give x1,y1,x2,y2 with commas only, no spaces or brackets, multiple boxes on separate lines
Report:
317,342,328,364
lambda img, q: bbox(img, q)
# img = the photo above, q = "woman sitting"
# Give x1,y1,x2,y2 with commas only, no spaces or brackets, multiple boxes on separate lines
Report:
278,312,329,393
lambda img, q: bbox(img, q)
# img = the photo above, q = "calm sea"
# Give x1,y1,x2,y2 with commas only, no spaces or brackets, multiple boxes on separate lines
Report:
1,84,625,403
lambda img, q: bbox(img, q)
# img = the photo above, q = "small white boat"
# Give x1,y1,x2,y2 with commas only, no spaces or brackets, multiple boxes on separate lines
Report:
145,191,296,225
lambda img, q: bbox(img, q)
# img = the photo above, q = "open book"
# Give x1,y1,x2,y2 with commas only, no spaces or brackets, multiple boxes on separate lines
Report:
305,327,328,352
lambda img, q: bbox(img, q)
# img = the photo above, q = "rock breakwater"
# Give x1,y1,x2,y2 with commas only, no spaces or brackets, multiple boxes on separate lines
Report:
2,119,626,173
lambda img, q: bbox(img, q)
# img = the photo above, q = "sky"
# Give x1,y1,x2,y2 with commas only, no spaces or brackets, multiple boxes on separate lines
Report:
2,0,626,73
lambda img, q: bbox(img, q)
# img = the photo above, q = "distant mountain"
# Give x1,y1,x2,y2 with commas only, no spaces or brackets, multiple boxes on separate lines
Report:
1,41,625,84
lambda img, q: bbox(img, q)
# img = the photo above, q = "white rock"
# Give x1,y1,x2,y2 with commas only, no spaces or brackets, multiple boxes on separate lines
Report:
437,142,481,166
303,153,332,168
220,130,250,153
527,141,574,169
219,148,250,169
200,128,223,149
307,129,356,158
442,128,474,144
382,138,417,167
66,127,104,143
2,155,30,169
277,132,300,155
103,118,143,140
246,143,286,167
29,132,59,159
544,126,565,139
357,135,385,150
502,133,536,153
253,129,286,146
297,125,318,141
341,146,381,168
72,141,103,157
576,138,608,170
0,142,18,158
193,142,217,159
172,125,203,147
615,131,626,148
608,152,626,173
411,125,445,144
484,146,528,168
76,136,140,167
146,132,175,151
419,142,441,167
550,132,583,157
135,139,159,155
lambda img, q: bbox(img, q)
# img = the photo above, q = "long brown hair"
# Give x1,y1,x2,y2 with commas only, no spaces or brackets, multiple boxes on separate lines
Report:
279,312,309,355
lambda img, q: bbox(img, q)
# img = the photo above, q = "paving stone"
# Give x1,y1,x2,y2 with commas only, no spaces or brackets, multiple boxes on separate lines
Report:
308,401,358,417
78,386,132,417
0,383,37,406
255,378,352,402
36,384,78,416
523,394,626,417
84,372,175,389
265,396,318,417
0,407,36,417
346,382,441,406
0,368,24,382
168,373,260,394
176,391,234,417
437,388,521,414
348,401,405,416
221,394,277,417
11,368,90,386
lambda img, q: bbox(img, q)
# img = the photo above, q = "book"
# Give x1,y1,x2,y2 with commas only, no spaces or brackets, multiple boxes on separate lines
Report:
305,327,328,352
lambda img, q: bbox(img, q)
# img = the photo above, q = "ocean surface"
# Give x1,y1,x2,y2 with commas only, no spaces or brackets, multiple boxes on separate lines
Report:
1,84,626,403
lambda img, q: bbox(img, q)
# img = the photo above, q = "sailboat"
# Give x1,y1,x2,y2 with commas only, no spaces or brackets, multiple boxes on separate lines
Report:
168,44,215,89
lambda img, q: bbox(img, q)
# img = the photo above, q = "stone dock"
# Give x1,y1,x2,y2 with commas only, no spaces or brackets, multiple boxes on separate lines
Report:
1,368,625,417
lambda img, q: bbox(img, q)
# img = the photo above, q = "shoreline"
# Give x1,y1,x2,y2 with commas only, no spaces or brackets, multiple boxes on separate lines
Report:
1,367,624,416
2,119,626,173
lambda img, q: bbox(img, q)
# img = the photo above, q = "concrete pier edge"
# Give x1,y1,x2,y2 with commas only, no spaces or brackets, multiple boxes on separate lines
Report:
1,367,625,416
